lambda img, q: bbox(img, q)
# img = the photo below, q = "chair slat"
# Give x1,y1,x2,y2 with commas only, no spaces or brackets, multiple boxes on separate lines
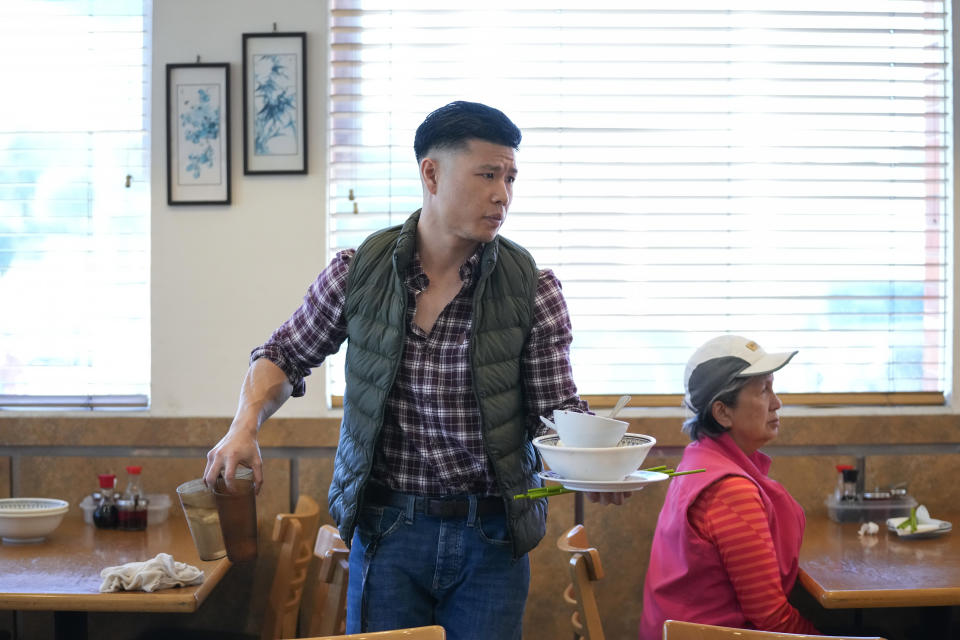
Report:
303,523,350,637
557,525,605,640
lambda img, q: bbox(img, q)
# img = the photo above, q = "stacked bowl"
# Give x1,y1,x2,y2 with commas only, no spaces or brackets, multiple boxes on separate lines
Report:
533,410,656,481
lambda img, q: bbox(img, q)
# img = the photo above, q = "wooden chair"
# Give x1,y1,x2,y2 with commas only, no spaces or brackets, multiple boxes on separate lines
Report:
262,494,321,640
557,524,605,640
662,619,887,640
137,494,321,640
291,625,445,640
301,524,350,637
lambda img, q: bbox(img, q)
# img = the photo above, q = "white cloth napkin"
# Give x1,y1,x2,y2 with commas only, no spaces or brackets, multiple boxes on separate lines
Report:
99,552,204,593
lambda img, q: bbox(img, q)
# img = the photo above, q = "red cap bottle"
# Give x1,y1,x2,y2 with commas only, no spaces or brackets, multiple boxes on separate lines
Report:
94,474,118,528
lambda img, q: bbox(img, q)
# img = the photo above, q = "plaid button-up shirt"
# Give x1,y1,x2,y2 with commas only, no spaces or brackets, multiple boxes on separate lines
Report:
252,245,588,497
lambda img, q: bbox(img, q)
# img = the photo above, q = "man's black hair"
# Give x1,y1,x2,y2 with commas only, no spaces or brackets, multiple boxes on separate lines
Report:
414,101,521,161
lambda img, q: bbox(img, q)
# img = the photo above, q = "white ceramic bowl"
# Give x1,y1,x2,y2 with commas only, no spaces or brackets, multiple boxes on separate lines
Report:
533,433,656,481
552,410,628,448
0,498,70,544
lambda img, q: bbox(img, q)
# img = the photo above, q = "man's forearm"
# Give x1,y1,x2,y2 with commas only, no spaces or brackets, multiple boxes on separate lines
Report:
232,358,294,432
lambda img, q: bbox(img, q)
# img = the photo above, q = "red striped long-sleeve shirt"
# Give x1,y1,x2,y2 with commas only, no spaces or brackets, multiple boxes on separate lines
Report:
688,476,819,634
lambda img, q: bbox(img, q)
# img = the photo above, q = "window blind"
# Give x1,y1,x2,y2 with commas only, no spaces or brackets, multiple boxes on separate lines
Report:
0,0,151,409
328,0,950,400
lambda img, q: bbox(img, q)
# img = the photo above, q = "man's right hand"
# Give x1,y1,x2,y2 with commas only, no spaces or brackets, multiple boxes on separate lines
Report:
203,420,263,495
203,359,294,495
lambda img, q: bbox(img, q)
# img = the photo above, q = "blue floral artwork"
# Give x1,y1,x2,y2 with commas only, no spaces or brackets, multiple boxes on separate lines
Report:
252,53,299,156
176,84,222,185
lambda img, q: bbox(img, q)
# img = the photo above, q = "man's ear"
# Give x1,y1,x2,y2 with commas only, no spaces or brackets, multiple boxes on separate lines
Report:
711,400,733,429
421,156,439,195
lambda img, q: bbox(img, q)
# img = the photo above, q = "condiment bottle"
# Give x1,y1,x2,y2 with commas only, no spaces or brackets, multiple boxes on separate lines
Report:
93,474,119,529
118,465,148,530
834,464,854,500
841,468,859,501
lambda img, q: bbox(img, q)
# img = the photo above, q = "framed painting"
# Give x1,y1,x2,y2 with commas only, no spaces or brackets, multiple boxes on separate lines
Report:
165,63,231,205
242,32,308,174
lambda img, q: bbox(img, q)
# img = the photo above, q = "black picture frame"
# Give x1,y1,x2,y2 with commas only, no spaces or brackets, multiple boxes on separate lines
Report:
165,63,231,205
242,32,308,175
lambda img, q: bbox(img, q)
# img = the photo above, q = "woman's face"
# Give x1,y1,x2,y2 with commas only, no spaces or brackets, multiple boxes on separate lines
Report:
712,373,783,456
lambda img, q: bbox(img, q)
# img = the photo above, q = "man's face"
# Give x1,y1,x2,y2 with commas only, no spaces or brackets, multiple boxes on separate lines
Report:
428,139,517,244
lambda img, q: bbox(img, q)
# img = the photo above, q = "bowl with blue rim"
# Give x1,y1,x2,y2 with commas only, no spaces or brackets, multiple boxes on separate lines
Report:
533,433,656,481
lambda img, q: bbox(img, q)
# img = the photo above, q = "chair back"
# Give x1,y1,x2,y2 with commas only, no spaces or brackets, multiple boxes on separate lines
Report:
261,494,321,640
556,524,605,640
291,625,445,640
303,524,350,637
662,619,887,640
261,517,304,640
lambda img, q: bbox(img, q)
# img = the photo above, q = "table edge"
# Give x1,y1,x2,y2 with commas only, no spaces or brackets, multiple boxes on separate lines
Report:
799,569,960,608
0,555,232,613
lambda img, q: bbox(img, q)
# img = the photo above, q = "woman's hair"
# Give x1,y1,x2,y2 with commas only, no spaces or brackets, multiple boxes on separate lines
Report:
682,375,752,441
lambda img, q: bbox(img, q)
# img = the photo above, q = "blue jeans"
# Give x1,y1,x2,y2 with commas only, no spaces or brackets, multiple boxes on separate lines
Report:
346,493,530,640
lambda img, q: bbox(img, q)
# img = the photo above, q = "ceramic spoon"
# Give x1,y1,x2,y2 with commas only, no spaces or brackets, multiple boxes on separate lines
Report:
608,395,631,419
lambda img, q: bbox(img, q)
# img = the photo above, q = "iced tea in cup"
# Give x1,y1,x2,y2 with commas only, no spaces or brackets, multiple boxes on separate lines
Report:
176,479,226,561
213,465,258,563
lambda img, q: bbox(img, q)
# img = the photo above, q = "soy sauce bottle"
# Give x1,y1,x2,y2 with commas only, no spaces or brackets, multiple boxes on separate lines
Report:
93,473,119,529
118,465,147,530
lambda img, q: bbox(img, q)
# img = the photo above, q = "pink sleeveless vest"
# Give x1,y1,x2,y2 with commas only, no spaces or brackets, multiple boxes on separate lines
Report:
638,433,806,640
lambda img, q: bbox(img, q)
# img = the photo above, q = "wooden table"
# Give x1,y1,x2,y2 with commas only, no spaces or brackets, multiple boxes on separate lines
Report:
0,515,231,640
798,513,960,609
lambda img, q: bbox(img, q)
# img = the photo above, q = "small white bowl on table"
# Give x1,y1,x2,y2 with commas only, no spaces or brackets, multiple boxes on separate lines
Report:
0,498,70,544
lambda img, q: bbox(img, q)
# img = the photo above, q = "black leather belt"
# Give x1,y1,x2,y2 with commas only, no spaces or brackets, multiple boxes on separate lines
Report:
364,484,505,519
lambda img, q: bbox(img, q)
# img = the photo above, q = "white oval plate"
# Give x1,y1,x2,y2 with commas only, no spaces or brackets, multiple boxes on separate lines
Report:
538,469,669,492
885,518,952,539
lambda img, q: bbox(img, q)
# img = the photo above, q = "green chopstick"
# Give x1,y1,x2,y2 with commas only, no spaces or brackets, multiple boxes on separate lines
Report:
642,465,707,477
665,468,706,477
513,485,576,500
512,466,707,499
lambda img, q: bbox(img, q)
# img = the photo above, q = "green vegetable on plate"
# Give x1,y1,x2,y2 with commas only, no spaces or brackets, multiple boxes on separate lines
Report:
896,506,918,533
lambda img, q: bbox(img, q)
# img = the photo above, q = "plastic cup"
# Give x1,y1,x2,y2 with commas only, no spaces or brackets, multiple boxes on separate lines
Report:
213,466,258,563
176,479,226,561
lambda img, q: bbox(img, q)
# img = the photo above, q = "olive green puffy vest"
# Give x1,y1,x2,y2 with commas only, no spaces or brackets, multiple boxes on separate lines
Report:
328,210,547,558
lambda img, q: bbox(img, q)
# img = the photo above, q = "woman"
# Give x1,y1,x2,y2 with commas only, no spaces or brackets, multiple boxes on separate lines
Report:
638,335,818,639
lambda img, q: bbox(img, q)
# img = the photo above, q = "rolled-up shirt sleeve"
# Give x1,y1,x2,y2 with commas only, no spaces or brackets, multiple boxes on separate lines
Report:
249,250,353,397
523,268,590,436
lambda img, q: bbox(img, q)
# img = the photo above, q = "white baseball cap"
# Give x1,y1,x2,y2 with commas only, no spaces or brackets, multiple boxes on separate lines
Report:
683,335,797,415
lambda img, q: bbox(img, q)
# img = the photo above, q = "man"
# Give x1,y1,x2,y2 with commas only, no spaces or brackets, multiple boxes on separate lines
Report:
203,101,589,639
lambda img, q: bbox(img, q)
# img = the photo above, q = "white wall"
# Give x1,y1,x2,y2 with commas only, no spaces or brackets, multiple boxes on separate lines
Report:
151,0,330,416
